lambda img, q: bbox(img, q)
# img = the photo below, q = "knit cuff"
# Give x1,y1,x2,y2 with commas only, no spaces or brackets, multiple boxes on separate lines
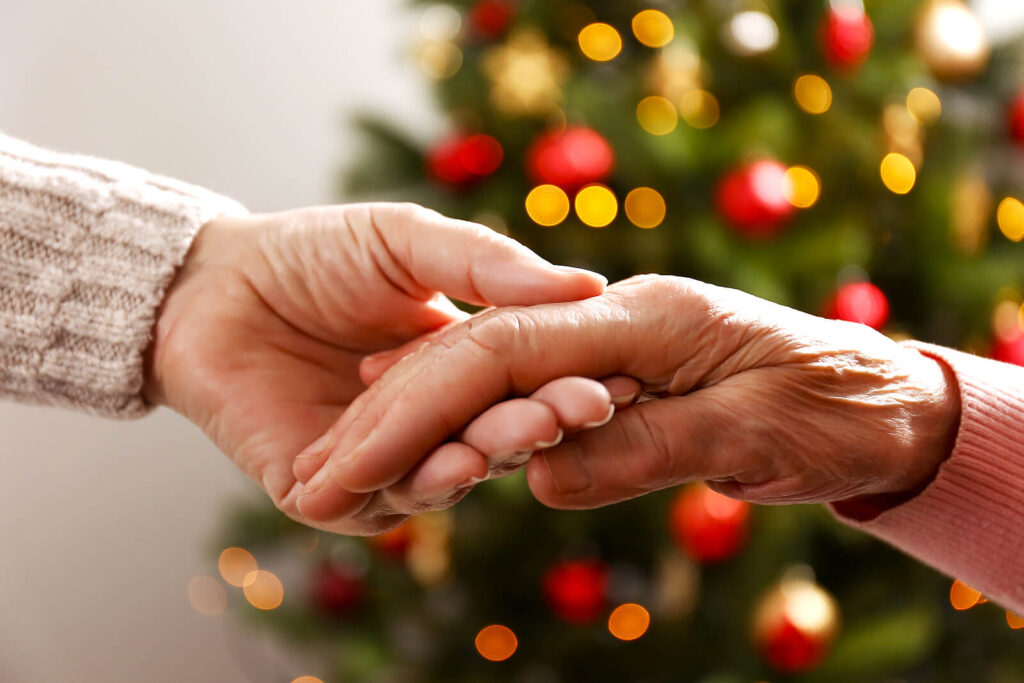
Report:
831,341,1024,613
0,132,247,418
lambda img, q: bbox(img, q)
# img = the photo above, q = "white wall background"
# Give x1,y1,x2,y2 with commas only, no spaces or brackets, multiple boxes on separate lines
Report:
0,2,439,681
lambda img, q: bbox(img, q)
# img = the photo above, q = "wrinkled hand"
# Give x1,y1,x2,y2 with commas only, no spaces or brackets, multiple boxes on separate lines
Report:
318,275,960,513
144,203,613,534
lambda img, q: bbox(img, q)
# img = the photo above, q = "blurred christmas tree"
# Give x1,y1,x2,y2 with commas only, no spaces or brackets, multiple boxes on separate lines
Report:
205,1,1024,681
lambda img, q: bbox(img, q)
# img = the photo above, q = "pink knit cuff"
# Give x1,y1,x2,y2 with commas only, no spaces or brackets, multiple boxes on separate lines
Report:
831,341,1024,613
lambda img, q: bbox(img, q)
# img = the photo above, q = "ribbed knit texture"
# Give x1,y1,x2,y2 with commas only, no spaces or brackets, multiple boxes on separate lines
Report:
0,132,246,418
834,341,1024,614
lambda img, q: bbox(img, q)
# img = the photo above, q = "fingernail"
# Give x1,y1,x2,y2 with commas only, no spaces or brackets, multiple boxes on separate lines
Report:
581,404,615,429
533,428,564,451
553,265,607,287
542,442,592,495
611,391,639,408
295,431,336,461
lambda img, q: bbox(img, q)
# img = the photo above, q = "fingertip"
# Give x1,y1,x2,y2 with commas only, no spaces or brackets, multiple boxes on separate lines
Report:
530,377,613,431
296,479,373,523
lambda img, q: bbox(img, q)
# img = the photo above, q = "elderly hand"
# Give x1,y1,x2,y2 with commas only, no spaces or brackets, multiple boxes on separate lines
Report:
312,274,959,516
143,203,614,534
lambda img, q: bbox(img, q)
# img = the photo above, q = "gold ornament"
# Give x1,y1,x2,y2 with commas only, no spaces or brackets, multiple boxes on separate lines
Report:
915,0,990,81
951,166,992,255
483,30,569,116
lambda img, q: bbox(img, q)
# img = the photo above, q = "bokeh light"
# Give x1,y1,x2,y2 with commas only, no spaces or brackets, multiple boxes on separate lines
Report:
880,153,916,194
678,89,720,129
575,185,619,228
949,579,983,610
632,10,675,48
724,11,779,56
291,677,325,683
637,95,678,135
608,603,651,640
526,184,571,226
907,87,942,124
1008,612,1024,629
419,42,463,80
997,197,1024,242
625,187,666,229
475,624,518,661
793,74,833,114
187,576,227,617
991,299,1022,343
218,547,257,587
578,23,622,62
784,166,821,208
419,4,462,41
244,570,284,610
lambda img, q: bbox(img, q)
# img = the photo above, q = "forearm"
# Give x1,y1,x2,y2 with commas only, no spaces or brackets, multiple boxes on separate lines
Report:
0,132,245,418
832,342,1024,614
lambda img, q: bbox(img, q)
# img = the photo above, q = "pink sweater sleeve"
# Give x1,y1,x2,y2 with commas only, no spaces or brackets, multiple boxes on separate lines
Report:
832,341,1024,614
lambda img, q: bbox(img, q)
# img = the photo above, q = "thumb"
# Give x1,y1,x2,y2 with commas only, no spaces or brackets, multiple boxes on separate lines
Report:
361,203,607,306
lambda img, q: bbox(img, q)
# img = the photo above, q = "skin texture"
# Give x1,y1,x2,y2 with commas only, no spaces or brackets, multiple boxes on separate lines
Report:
311,275,960,518
144,203,615,535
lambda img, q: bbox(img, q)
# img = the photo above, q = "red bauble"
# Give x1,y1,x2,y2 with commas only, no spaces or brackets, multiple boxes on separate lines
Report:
754,578,840,674
1009,91,1024,145
470,0,515,40
670,483,750,563
822,6,874,69
310,563,365,616
428,133,504,187
369,521,412,561
992,328,1024,366
826,282,890,330
526,126,615,192
714,160,795,237
543,559,609,623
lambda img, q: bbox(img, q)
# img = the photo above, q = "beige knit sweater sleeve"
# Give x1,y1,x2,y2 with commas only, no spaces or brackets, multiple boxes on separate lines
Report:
0,132,246,418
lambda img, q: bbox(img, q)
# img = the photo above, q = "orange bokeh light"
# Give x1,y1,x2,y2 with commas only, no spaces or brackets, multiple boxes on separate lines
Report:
608,603,651,641
244,570,284,610
475,624,518,661
218,547,258,587
949,579,983,610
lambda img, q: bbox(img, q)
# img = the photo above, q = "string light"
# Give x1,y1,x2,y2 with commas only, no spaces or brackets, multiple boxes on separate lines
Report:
997,197,1024,242
218,547,257,587
632,10,675,48
475,625,518,661
784,166,821,208
526,185,570,226
949,579,983,610
637,95,678,135
608,603,651,640
187,576,227,617
578,22,622,62
244,570,284,610
907,87,942,124
793,74,833,114
678,89,720,129
625,187,666,228
575,185,619,228
880,153,916,194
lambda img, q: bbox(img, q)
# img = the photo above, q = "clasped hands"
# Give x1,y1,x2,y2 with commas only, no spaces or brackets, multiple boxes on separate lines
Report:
146,203,960,536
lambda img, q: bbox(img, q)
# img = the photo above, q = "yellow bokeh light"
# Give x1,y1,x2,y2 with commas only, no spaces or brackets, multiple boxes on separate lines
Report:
526,185,571,227
880,153,917,195
419,42,463,80
187,576,227,617
291,678,325,683
949,579,983,611
1008,612,1024,629
678,89,720,129
997,197,1024,242
637,95,678,135
475,624,518,661
575,184,619,228
243,570,284,611
793,74,833,115
632,10,675,48
218,547,257,588
608,603,651,641
625,187,667,229
784,166,821,209
993,299,1022,342
578,23,622,62
907,87,942,125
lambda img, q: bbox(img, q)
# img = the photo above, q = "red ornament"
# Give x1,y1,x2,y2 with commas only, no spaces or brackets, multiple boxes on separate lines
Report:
754,578,840,674
714,160,795,237
428,133,504,188
826,282,890,330
543,559,609,623
470,0,515,40
992,328,1024,366
822,6,874,69
369,521,412,561
670,483,750,563
1009,91,1024,146
310,562,365,616
526,126,615,192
